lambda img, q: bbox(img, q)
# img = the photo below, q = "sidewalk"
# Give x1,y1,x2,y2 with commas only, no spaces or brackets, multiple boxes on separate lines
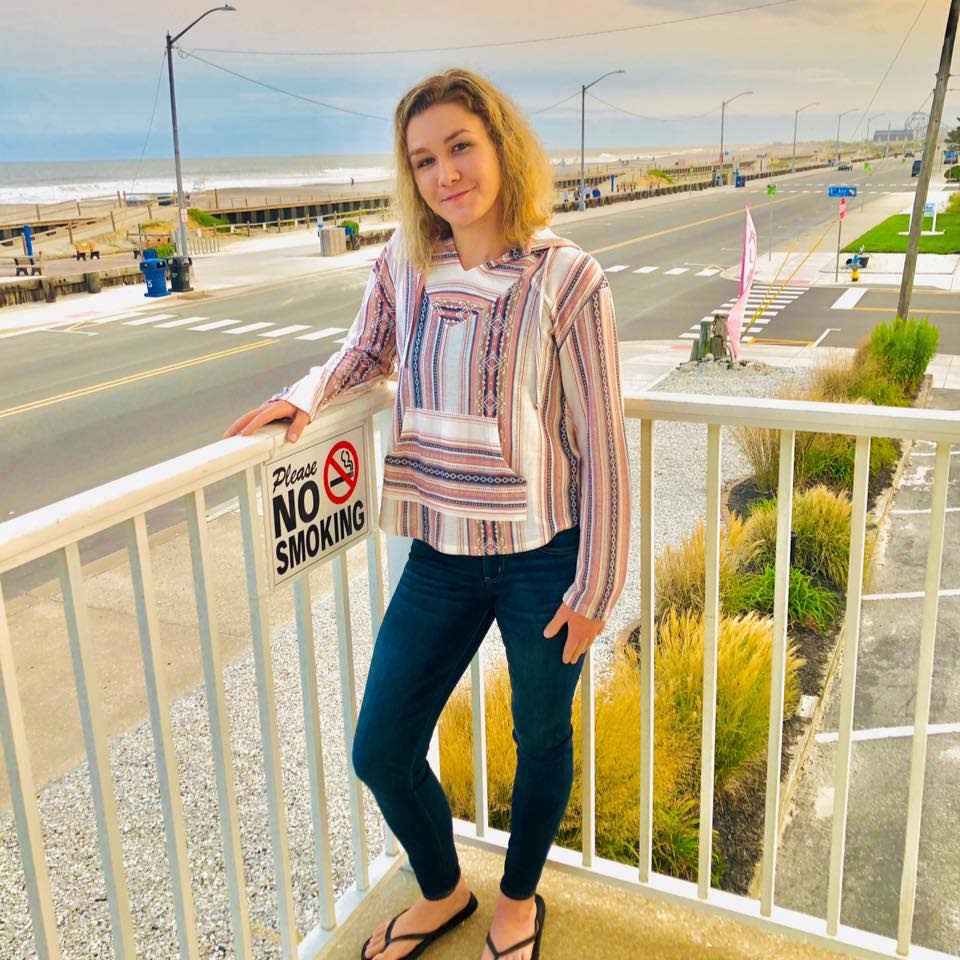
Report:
750,173,960,290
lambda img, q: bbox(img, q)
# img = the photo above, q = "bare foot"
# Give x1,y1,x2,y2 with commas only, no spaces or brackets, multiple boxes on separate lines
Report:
362,874,473,959
481,892,538,960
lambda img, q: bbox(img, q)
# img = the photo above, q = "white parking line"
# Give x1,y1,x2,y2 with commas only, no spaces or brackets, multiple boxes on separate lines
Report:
816,722,960,744
633,266,658,274
296,326,347,341
224,322,274,335
190,319,241,331
123,313,178,326
156,316,208,328
257,324,313,338
893,507,960,514
831,288,869,310
863,588,960,600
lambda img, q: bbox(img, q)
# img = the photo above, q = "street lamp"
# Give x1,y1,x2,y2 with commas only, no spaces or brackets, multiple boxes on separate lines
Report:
718,90,753,184
835,107,856,164
166,5,236,264
579,70,625,211
791,101,819,174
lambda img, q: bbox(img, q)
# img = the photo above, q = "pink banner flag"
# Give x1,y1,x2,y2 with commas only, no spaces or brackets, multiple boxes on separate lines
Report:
725,204,758,360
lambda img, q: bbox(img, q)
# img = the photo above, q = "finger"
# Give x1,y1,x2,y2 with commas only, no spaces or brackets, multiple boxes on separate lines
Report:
562,632,579,664
223,408,259,439
286,409,310,443
239,404,289,437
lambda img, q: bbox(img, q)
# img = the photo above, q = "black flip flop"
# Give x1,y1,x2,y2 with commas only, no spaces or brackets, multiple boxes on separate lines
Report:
360,891,479,959
484,893,546,959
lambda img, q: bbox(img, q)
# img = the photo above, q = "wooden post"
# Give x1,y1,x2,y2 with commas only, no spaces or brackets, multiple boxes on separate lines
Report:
68,223,75,246
214,188,220,208
35,203,41,221
148,203,153,219
76,200,82,217
110,211,117,233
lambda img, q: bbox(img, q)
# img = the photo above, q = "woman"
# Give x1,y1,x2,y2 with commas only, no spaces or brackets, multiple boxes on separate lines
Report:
225,68,630,960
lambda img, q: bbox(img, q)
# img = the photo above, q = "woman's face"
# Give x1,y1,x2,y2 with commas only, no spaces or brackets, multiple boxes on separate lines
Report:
406,101,503,229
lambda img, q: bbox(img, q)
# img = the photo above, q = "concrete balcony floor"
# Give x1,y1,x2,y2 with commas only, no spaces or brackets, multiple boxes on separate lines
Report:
325,843,840,960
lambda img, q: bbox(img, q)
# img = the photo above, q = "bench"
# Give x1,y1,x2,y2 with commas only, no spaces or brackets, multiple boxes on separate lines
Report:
75,241,100,261
0,254,43,277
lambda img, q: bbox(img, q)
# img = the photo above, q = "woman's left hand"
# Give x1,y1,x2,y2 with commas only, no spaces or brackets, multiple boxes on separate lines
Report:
544,603,605,664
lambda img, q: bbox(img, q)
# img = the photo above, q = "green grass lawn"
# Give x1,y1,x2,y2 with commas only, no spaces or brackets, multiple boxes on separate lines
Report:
843,213,960,254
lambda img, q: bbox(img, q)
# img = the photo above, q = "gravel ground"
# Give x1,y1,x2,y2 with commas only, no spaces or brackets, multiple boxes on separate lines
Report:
0,359,814,959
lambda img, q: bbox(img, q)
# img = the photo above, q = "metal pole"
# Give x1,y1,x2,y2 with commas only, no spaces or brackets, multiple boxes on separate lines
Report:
835,214,842,282
166,34,188,257
579,84,586,212
792,108,799,174
719,101,726,183
898,0,960,319
835,111,842,164
769,205,773,261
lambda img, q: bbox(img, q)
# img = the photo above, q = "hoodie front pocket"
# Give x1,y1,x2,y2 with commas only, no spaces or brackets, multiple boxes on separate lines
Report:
383,406,527,521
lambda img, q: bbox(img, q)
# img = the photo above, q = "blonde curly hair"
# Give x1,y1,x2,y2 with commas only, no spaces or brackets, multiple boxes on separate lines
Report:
392,68,554,271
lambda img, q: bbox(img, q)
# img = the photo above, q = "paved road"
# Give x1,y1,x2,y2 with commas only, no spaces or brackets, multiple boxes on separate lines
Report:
0,157,946,595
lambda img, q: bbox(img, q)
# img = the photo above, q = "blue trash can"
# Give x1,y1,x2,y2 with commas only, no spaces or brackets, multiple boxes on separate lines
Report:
735,174,746,188
140,256,169,298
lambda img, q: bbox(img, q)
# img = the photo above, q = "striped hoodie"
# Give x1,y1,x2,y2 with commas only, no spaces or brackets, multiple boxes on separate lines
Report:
271,226,630,622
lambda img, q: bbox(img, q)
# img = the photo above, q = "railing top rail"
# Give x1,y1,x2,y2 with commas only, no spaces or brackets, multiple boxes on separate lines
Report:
0,385,394,576
625,390,960,443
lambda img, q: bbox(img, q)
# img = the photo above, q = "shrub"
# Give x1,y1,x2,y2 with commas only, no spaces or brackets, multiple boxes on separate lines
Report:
730,424,781,494
156,242,175,258
188,207,228,228
654,609,803,799
744,485,852,590
868,316,940,395
796,429,900,491
724,566,840,633
809,351,907,407
654,514,751,620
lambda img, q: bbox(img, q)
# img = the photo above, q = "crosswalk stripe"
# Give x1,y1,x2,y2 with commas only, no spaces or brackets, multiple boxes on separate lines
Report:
679,333,699,339
696,268,722,276
93,311,147,324
190,319,241,331
334,336,349,344
604,265,630,272
156,316,208,328
123,313,178,326
664,267,689,275
296,326,348,341
633,266,658,274
257,324,313,338
831,288,869,310
225,322,275,335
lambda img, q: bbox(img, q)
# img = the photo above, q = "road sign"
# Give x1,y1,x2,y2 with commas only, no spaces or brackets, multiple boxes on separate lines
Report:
260,424,372,589
839,197,846,220
828,185,858,198
767,184,777,196
924,201,936,215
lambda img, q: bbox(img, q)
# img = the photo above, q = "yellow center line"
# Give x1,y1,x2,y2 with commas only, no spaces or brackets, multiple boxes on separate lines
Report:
852,305,960,315
0,338,273,420
587,195,798,256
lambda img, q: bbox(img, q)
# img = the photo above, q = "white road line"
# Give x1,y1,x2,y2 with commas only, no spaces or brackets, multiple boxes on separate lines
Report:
863,588,960,601
696,268,722,276
296,326,347,341
754,318,772,325
831,288,869,310
893,507,960,515
92,311,149,324
664,267,689,275
190,319,242,331
912,451,960,457
224,322,275,335
123,313,178,326
633,266,658,274
604,265,630,273
156,316,208,328
816,722,960,745
334,336,349,344
679,332,699,339
257,324,313,338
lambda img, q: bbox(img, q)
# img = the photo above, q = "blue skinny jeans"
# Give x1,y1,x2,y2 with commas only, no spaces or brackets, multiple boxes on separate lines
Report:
352,525,585,901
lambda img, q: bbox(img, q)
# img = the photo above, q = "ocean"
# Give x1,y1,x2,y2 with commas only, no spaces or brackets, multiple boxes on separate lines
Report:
0,146,719,205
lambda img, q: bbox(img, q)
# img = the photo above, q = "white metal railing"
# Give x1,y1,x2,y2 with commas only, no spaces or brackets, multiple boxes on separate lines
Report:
1,385,958,959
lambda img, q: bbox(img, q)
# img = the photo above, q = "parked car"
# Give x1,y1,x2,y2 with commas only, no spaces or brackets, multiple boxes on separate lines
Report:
905,150,915,158
837,160,852,171
912,159,922,177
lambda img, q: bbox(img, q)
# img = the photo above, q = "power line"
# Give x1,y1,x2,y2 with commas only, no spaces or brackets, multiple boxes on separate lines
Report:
531,91,582,116
178,49,390,121
586,91,721,122
849,0,931,138
187,0,798,58
129,50,169,196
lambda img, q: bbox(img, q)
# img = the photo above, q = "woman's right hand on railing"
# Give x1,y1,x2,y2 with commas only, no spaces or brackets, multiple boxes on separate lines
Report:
223,399,311,444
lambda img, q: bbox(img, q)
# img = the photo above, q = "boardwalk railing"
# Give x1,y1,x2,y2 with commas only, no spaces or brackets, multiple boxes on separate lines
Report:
1,383,958,959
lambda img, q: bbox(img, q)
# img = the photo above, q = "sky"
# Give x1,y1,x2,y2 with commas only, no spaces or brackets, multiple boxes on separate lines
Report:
1,0,958,163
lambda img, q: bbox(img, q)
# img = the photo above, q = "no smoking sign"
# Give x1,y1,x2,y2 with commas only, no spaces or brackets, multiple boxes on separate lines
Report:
260,424,372,589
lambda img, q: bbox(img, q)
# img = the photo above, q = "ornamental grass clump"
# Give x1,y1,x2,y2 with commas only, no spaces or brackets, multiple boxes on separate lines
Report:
866,316,940,396
744,485,852,590
724,566,840,634
654,514,751,620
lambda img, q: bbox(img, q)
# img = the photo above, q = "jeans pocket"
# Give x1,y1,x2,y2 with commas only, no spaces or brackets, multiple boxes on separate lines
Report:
537,526,580,555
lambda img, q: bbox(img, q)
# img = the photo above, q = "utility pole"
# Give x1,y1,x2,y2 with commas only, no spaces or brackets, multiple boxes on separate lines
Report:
792,101,819,174
897,0,959,319
718,90,753,185
579,70,625,212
